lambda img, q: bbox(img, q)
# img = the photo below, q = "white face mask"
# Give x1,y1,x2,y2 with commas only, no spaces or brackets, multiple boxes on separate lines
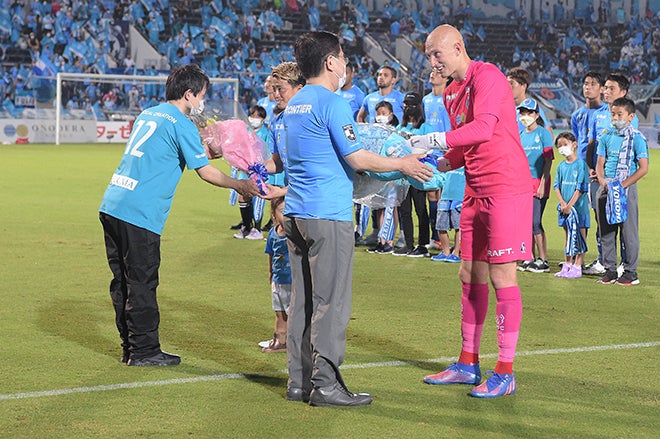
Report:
558,146,573,157
188,95,204,116
333,56,347,91
611,119,627,130
519,115,536,127
248,117,263,129
375,115,391,124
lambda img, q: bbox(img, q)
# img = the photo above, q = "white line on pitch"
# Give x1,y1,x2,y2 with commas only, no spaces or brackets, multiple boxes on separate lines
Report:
1,341,658,402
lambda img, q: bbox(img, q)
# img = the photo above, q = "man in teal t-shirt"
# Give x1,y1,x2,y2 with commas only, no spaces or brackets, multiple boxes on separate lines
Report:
99,65,259,367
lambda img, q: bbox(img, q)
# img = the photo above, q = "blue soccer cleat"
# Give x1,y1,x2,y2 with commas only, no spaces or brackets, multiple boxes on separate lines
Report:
469,371,516,398
424,362,482,385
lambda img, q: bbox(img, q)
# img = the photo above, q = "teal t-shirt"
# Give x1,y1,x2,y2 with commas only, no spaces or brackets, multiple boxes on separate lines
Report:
99,103,209,234
596,128,649,179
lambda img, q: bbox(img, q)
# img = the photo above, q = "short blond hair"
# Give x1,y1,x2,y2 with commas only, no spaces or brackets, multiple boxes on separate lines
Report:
271,62,305,87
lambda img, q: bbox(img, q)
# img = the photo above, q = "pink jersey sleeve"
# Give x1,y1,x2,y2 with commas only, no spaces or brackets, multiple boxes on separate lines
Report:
443,62,531,198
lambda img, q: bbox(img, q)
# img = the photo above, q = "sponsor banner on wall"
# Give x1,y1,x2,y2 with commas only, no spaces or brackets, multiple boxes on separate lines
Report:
96,121,133,143
0,118,97,144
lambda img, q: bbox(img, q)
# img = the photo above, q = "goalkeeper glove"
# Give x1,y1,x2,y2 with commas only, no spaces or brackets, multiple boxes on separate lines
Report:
407,132,447,153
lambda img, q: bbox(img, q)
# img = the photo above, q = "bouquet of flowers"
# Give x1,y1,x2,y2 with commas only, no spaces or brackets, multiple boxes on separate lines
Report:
190,100,270,195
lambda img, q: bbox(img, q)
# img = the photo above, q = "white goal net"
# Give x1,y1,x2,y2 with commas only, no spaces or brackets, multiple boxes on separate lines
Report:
39,73,235,145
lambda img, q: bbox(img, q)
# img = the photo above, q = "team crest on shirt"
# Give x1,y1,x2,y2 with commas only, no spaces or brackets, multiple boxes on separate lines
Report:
343,124,357,142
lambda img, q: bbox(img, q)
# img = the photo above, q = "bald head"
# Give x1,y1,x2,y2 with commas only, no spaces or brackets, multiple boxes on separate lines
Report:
425,24,471,81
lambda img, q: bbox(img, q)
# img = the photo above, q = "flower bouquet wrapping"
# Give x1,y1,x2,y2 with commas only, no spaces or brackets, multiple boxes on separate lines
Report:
191,101,270,195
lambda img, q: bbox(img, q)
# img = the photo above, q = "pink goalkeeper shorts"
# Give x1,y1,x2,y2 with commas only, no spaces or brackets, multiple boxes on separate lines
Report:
459,193,532,263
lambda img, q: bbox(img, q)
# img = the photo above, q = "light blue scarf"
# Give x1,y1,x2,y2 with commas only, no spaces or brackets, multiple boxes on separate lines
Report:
561,206,588,256
606,125,638,224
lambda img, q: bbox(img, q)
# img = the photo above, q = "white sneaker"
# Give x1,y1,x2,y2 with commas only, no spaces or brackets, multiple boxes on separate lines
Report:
427,241,441,251
245,228,264,240
583,260,606,275
258,339,271,349
616,263,625,278
233,227,247,239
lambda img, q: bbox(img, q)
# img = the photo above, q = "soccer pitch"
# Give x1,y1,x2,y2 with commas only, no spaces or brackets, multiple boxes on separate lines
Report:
0,143,658,438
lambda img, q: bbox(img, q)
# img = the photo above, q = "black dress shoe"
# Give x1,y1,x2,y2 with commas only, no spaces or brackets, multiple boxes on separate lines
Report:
286,387,311,402
127,351,181,367
120,350,130,364
309,382,372,407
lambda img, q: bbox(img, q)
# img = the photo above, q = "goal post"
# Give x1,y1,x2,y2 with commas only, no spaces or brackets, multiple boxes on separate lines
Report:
55,72,240,145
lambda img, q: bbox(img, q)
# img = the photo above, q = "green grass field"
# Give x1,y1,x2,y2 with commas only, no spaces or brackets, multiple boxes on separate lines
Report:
0,144,658,438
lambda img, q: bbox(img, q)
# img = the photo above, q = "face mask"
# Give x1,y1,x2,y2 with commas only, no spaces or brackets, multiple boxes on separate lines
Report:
375,115,391,124
558,146,573,157
519,115,536,127
188,95,204,116
611,119,627,130
333,56,347,91
248,117,263,129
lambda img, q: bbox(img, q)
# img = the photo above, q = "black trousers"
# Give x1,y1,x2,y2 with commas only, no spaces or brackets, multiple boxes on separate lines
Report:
399,187,430,249
100,213,161,358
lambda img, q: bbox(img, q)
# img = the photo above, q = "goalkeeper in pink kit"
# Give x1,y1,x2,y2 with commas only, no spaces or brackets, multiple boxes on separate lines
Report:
409,25,532,398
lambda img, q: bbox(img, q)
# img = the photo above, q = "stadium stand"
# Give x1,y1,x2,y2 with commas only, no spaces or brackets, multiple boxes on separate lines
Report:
1,0,659,124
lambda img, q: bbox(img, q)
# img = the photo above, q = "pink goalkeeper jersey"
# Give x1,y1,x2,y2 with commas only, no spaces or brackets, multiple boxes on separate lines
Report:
443,61,531,198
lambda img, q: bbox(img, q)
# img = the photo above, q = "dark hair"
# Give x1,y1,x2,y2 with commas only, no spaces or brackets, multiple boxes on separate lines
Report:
401,93,425,129
611,97,635,114
378,65,398,78
507,67,530,87
271,196,285,211
249,105,267,119
605,73,630,92
555,131,576,146
582,71,604,86
165,64,209,101
294,31,341,79
375,100,399,126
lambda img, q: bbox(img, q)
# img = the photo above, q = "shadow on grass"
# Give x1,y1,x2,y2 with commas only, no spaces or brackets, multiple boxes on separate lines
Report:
36,296,119,362
243,374,288,399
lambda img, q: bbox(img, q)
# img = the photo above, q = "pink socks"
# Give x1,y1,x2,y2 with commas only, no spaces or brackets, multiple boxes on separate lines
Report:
494,286,523,364
459,283,523,373
460,283,489,359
